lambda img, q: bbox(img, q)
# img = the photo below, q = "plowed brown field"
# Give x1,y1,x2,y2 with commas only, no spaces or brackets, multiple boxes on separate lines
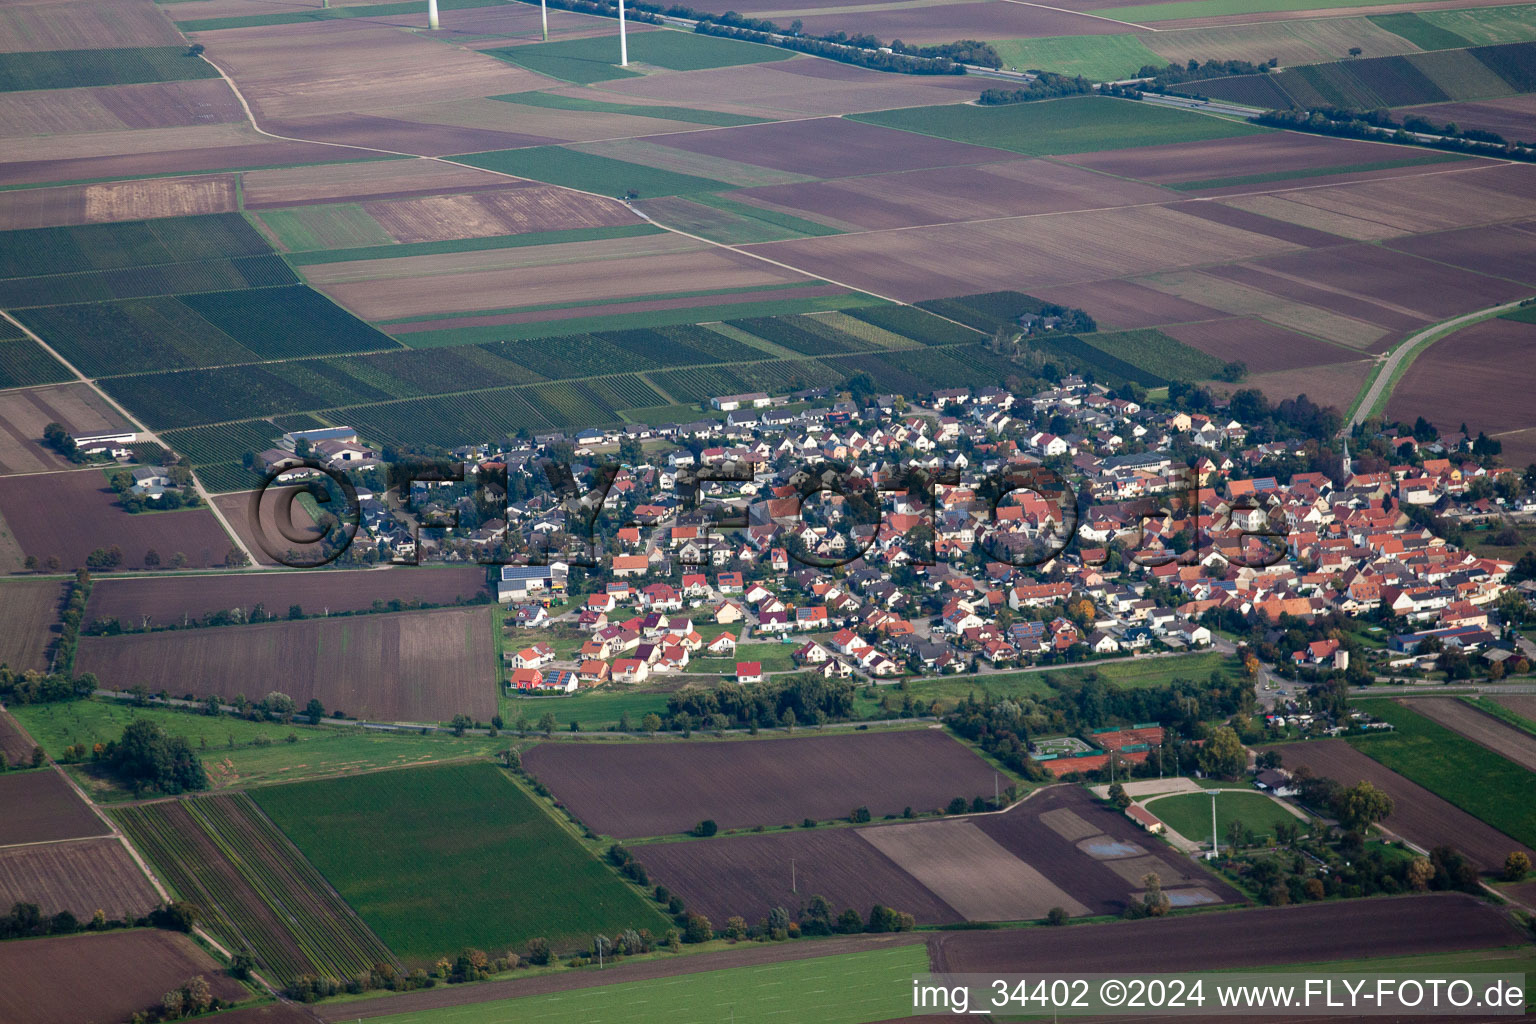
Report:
522,729,999,837
1258,739,1531,872
0,579,61,672
77,605,496,722
0,769,110,846
0,837,159,920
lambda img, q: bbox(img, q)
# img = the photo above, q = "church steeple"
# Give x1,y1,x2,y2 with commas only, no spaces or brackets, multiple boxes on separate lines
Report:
1340,438,1352,480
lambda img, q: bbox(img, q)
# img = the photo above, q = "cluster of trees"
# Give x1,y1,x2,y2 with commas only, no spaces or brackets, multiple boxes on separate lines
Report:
0,666,95,707
41,422,85,463
606,843,653,885
663,673,857,729
979,72,1094,105
55,568,91,673
286,963,435,1003
0,901,124,940
129,975,230,1023
693,22,963,74
109,465,199,514
1253,108,1535,161
98,719,208,795
1295,774,1394,832
1137,58,1275,88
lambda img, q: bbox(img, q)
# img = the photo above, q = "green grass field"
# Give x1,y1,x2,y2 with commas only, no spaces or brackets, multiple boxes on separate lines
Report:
1420,4,1536,46
503,690,673,731
993,34,1166,81
1044,650,1237,690
1368,12,1472,50
684,640,801,675
456,146,736,198
852,96,1267,157
1077,328,1224,380
257,203,393,252
13,699,509,796
0,46,219,92
487,29,791,84
360,943,929,1024
1147,789,1303,843
1348,699,1536,848
491,91,767,126
252,762,671,962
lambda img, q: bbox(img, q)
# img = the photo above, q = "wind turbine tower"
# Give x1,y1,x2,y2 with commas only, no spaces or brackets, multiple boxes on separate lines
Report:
427,0,439,29
541,0,549,41
617,0,629,66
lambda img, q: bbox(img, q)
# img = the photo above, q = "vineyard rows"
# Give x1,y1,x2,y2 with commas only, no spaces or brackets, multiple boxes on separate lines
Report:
843,305,979,347
0,254,297,309
0,214,269,280
0,338,70,388
160,421,283,466
725,315,876,356
114,794,396,987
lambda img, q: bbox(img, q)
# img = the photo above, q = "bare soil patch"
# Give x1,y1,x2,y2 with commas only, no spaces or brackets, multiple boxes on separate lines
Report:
1387,317,1536,439
734,159,1167,232
792,1,1128,43
638,826,963,927
264,112,557,158
212,487,320,569
1259,739,1531,872
86,566,488,630
646,117,1013,180
0,0,184,51
0,174,238,230
1403,698,1536,772
1213,358,1373,414
0,929,248,1024
1036,279,1227,330
76,606,497,722
0,769,110,846
859,818,1091,920
317,245,802,321
0,837,159,920
746,203,1298,302
0,132,364,189
0,709,39,765
1494,695,1536,723
241,159,507,209
0,578,63,672
0,470,235,574
0,384,130,476
1399,95,1536,145
1164,317,1360,374
1384,223,1536,286
591,61,979,118
522,729,999,837
1171,200,1352,248
190,20,550,122
365,187,637,243
1063,134,1422,186
930,893,1522,974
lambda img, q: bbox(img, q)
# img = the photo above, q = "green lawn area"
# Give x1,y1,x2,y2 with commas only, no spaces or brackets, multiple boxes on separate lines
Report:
502,689,672,731
851,95,1268,156
992,34,1166,80
13,699,508,797
1348,699,1536,848
361,943,928,1024
1043,650,1237,690
491,90,767,126
1367,12,1472,50
486,29,792,84
455,145,736,198
1419,4,1536,46
685,640,800,675
1147,789,1303,844
251,761,669,963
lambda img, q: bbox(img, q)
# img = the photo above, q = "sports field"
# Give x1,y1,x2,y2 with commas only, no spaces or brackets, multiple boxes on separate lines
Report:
251,762,671,962
1147,789,1303,844
1348,699,1536,848
360,944,929,1024
852,96,1268,156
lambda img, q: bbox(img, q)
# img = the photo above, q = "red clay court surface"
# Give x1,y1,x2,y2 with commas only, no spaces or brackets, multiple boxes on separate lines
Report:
0,769,110,846
521,729,1001,837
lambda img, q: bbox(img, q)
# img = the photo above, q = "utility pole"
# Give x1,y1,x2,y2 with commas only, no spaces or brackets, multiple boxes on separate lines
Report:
1206,789,1220,859
791,858,796,894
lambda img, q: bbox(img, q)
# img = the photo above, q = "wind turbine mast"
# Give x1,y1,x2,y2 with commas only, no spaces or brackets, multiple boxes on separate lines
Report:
617,0,628,66
427,0,439,29
541,0,549,41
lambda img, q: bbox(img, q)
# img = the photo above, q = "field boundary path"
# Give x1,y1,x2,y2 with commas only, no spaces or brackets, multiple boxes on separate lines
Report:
0,310,257,566
1345,298,1530,430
